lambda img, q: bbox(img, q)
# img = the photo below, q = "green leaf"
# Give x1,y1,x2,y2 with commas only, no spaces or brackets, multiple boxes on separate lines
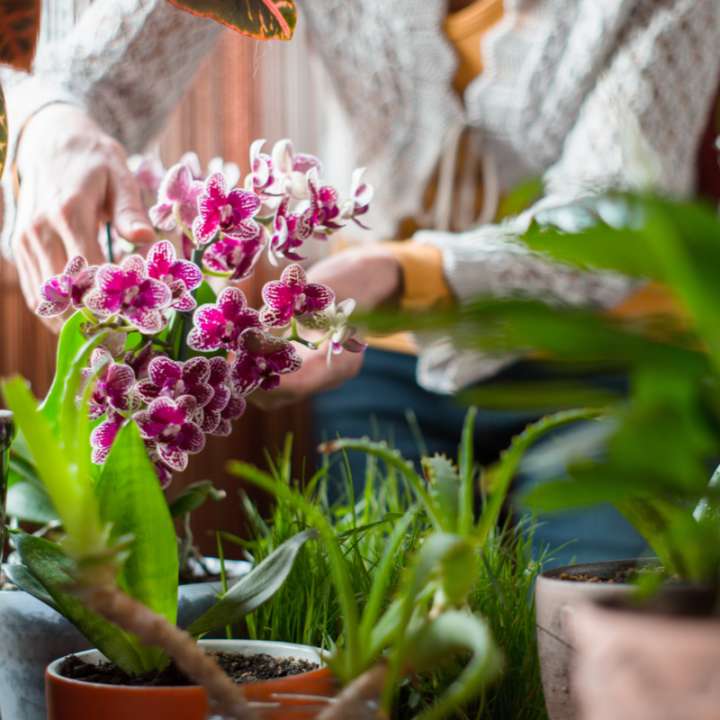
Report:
458,408,477,535
229,460,360,680
6,481,58,524
96,423,178,636
3,377,104,556
168,0,297,40
319,438,443,531
422,455,460,533
39,312,89,430
358,506,419,661
3,562,57,609
477,409,604,544
188,529,315,637
14,533,148,674
406,610,503,720
169,480,226,518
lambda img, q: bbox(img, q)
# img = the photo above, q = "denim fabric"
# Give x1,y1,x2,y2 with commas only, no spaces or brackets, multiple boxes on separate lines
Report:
312,348,648,567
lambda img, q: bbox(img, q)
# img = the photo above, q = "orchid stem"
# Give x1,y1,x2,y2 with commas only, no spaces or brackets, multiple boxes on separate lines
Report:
105,223,115,264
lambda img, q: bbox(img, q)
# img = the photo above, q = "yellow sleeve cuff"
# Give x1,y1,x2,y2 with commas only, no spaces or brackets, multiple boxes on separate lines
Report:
385,242,453,311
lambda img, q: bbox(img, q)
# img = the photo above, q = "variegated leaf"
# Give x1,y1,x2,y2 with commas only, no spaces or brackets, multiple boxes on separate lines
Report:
167,0,297,41
0,0,40,70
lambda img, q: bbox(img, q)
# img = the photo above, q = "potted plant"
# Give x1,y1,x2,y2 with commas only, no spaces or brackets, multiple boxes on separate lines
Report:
376,190,720,719
228,406,588,719
0,119,377,718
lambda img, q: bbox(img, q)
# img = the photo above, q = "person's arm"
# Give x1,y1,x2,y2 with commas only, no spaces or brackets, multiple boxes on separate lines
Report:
306,0,720,394
2,0,221,316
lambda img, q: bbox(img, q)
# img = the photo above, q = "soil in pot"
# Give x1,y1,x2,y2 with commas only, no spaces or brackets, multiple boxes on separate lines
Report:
46,640,336,720
60,651,319,686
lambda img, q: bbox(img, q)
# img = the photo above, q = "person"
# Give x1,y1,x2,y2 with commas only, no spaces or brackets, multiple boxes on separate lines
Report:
2,0,719,563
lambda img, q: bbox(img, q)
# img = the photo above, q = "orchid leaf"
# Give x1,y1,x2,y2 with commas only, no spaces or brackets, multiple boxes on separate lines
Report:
14,533,149,674
0,0,41,70
2,377,104,556
168,0,297,41
96,422,179,638
3,561,57,609
169,479,226,518
6,480,57,524
40,311,91,430
188,528,315,637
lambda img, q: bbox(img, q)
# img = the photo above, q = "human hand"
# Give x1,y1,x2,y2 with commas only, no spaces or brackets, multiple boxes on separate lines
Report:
305,244,402,309
249,337,364,411
12,104,155,324
249,245,401,409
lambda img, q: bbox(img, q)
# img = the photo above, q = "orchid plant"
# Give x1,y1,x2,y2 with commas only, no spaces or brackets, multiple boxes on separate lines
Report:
35,139,370,489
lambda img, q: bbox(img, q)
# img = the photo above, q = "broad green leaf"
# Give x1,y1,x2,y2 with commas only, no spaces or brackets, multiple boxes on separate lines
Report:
188,528,315,637
96,422,178,639
14,533,149,674
168,0,297,40
40,311,89,428
3,562,57,609
0,0,41,70
6,481,58,524
169,480,226,518
406,610,503,720
3,377,104,556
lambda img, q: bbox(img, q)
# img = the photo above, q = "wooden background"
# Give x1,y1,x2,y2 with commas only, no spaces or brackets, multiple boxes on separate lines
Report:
0,31,313,555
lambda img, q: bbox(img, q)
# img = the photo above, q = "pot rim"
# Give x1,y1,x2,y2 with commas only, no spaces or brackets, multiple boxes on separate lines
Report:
46,638,329,692
538,557,658,585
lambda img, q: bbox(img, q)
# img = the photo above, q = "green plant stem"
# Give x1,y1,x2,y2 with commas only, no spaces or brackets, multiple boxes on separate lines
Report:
216,530,233,640
105,223,114,263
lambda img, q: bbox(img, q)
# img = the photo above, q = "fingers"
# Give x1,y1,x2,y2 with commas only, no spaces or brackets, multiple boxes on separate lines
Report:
250,346,365,411
108,163,155,245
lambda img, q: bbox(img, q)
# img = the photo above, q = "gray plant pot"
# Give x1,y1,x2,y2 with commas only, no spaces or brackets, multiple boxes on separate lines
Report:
535,559,643,720
0,559,249,720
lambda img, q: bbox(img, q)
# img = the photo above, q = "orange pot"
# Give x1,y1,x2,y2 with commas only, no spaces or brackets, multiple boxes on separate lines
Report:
46,639,338,720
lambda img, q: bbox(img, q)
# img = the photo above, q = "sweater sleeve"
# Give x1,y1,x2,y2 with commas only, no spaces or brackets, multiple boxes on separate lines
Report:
414,0,720,393
0,0,221,254
18,0,221,154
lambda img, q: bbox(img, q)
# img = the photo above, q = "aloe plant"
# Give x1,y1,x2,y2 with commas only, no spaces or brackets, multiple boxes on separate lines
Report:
229,407,583,718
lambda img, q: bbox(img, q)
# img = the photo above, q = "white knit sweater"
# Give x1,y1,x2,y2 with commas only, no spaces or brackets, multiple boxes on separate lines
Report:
3,0,719,392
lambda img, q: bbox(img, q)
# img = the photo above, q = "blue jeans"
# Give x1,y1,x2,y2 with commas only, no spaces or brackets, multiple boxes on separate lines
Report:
312,348,648,568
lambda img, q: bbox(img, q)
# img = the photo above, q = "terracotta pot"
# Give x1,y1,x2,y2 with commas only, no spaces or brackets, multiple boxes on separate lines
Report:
0,559,248,720
46,639,337,720
571,600,720,720
535,560,645,720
